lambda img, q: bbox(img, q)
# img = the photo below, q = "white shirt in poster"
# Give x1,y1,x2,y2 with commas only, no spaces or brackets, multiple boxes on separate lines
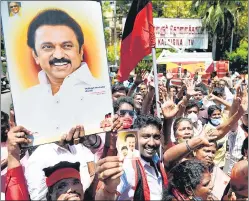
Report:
15,62,113,145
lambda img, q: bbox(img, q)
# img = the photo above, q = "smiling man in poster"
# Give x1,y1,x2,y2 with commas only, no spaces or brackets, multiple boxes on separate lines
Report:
9,8,113,145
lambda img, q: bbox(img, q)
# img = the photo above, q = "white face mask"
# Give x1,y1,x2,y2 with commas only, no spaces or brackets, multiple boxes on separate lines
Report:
187,112,198,123
210,118,222,126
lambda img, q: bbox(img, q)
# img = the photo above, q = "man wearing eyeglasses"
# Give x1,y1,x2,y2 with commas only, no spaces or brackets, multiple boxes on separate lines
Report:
9,2,21,17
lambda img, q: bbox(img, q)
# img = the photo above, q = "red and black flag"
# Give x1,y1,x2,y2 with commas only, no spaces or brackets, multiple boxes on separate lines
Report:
117,0,155,82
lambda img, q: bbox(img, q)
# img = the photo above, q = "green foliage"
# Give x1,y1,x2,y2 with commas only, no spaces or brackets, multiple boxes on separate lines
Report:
116,0,132,16
107,44,120,64
192,0,248,60
152,0,195,18
226,39,248,73
1,35,5,57
104,29,110,46
136,60,152,73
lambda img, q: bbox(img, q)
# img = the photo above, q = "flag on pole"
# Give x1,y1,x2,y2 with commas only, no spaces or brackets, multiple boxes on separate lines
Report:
117,0,155,82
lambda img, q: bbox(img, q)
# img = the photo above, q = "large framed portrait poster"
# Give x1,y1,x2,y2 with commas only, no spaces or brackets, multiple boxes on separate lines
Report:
1,1,113,146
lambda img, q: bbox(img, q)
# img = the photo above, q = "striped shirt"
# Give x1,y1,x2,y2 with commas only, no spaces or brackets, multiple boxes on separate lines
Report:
227,125,248,174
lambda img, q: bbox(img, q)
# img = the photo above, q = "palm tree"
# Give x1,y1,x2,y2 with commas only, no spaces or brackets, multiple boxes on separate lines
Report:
192,0,242,60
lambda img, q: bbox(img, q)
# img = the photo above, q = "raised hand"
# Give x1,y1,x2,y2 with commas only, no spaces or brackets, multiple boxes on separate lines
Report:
96,156,124,193
185,79,198,97
7,126,32,158
9,110,16,129
134,70,145,86
111,115,123,133
158,98,179,119
166,70,173,80
198,129,218,146
59,125,85,146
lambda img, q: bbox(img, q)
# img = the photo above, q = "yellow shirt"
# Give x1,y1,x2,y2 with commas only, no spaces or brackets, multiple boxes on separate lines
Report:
204,114,228,168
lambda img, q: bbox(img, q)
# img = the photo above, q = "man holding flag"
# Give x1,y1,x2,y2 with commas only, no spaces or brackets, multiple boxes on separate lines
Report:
118,0,161,118
117,0,155,82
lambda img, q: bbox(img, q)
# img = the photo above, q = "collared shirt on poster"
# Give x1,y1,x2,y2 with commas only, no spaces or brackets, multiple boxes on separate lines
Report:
117,154,163,200
24,143,94,200
15,62,113,143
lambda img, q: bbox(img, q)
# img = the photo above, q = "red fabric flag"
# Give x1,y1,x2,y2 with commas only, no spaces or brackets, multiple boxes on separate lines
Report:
117,0,155,82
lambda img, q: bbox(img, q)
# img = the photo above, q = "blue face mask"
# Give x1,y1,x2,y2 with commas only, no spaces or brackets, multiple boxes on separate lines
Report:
210,118,221,126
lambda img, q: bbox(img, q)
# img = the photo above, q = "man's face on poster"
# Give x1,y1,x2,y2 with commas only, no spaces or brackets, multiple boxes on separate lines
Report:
9,2,20,14
126,136,136,151
32,25,83,82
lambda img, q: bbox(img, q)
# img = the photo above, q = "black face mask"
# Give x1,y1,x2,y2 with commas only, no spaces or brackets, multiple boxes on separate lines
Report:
242,124,248,132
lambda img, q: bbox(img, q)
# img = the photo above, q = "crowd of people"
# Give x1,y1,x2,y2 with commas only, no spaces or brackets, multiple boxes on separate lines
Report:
1,68,248,201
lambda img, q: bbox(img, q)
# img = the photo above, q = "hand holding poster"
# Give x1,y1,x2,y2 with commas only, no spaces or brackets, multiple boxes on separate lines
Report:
1,1,113,146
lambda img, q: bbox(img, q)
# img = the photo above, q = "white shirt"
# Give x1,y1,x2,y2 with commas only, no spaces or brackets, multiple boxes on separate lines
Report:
24,143,94,200
15,63,113,145
226,125,247,174
117,155,163,200
193,120,203,136
126,149,140,158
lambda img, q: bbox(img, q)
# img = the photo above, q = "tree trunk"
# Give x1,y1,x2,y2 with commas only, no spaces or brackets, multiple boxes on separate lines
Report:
212,32,217,61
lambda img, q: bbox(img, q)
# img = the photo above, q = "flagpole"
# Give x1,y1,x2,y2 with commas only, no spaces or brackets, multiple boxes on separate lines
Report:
152,48,160,118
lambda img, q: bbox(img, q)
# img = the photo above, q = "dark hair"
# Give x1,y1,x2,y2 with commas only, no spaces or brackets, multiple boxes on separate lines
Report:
128,75,134,83
162,160,209,200
113,96,134,113
212,87,225,97
121,146,128,151
186,100,199,112
139,82,146,87
194,87,205,95
125,133,136,141
133,92,143,99
173,117,193,136
169,85,178,92
112,83,127,94
211,71,217,78
196,141,218,152
44,161,80,201
207,105,221,117
1,111,9,142
133,114,162,131
241,137,248,157
27,9,84,55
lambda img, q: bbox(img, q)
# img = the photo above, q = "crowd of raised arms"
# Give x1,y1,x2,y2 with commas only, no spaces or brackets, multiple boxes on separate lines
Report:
1,68,248,201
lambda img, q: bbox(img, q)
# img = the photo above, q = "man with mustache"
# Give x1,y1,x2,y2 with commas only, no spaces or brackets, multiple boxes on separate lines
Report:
124,133,139,158
116,114,168,200
15,9,112,143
